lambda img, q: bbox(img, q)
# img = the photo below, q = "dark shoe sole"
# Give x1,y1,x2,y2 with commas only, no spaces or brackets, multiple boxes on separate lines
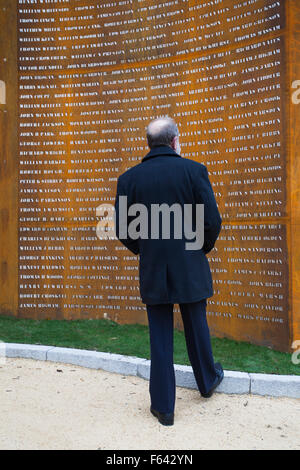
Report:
150,407,174,426
202,366,224,398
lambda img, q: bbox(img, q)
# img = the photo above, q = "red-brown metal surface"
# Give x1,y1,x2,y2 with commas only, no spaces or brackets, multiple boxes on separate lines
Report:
10,0,300,351
0,0,18,318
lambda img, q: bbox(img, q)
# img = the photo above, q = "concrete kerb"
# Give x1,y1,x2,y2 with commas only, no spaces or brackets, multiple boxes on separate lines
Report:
3,343,300,399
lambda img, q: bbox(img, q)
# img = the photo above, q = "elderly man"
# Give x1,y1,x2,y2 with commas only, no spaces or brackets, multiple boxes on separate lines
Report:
114,117,223,426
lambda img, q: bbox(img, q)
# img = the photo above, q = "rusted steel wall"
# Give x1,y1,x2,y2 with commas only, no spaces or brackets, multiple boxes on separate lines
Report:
288,0,300,350
0,0,299,351
0,0,18,317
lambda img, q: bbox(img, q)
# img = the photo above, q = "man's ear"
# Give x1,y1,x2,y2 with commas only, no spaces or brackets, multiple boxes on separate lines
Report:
170,136,177,150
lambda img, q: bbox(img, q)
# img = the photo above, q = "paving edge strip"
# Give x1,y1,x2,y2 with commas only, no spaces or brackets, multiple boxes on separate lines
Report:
2,343,300,399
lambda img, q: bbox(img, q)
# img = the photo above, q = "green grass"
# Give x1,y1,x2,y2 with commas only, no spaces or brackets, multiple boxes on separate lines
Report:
0,315,299,376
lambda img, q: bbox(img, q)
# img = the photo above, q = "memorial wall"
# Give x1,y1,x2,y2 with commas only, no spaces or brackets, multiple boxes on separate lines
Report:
0,0,299,352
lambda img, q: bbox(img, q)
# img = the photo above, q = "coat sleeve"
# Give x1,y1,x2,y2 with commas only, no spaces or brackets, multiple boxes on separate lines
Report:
114,176,140,255
193,165,222,254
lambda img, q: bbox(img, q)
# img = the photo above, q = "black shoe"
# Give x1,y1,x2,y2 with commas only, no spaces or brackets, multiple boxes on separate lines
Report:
150,407,174,426
201,363,224,398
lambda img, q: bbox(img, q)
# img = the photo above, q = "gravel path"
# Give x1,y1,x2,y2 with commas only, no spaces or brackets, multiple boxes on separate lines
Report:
0,358,299,450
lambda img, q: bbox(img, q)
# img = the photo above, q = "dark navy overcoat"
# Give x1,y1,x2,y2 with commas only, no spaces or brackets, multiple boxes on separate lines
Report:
114,145,222,305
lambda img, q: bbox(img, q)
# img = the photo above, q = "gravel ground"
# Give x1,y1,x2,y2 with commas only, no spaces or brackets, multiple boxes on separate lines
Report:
0,358,299,450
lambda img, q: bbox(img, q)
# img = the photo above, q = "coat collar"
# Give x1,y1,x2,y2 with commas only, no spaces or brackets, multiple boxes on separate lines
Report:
142,145,182,162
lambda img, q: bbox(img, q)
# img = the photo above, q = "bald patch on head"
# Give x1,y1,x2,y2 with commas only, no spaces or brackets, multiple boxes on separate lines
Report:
147,118,169,136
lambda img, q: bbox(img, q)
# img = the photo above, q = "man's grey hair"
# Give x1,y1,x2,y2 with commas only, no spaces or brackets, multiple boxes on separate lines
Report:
146,116,179,149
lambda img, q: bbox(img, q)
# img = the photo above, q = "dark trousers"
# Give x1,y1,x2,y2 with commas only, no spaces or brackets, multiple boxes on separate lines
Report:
146,299,217,414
